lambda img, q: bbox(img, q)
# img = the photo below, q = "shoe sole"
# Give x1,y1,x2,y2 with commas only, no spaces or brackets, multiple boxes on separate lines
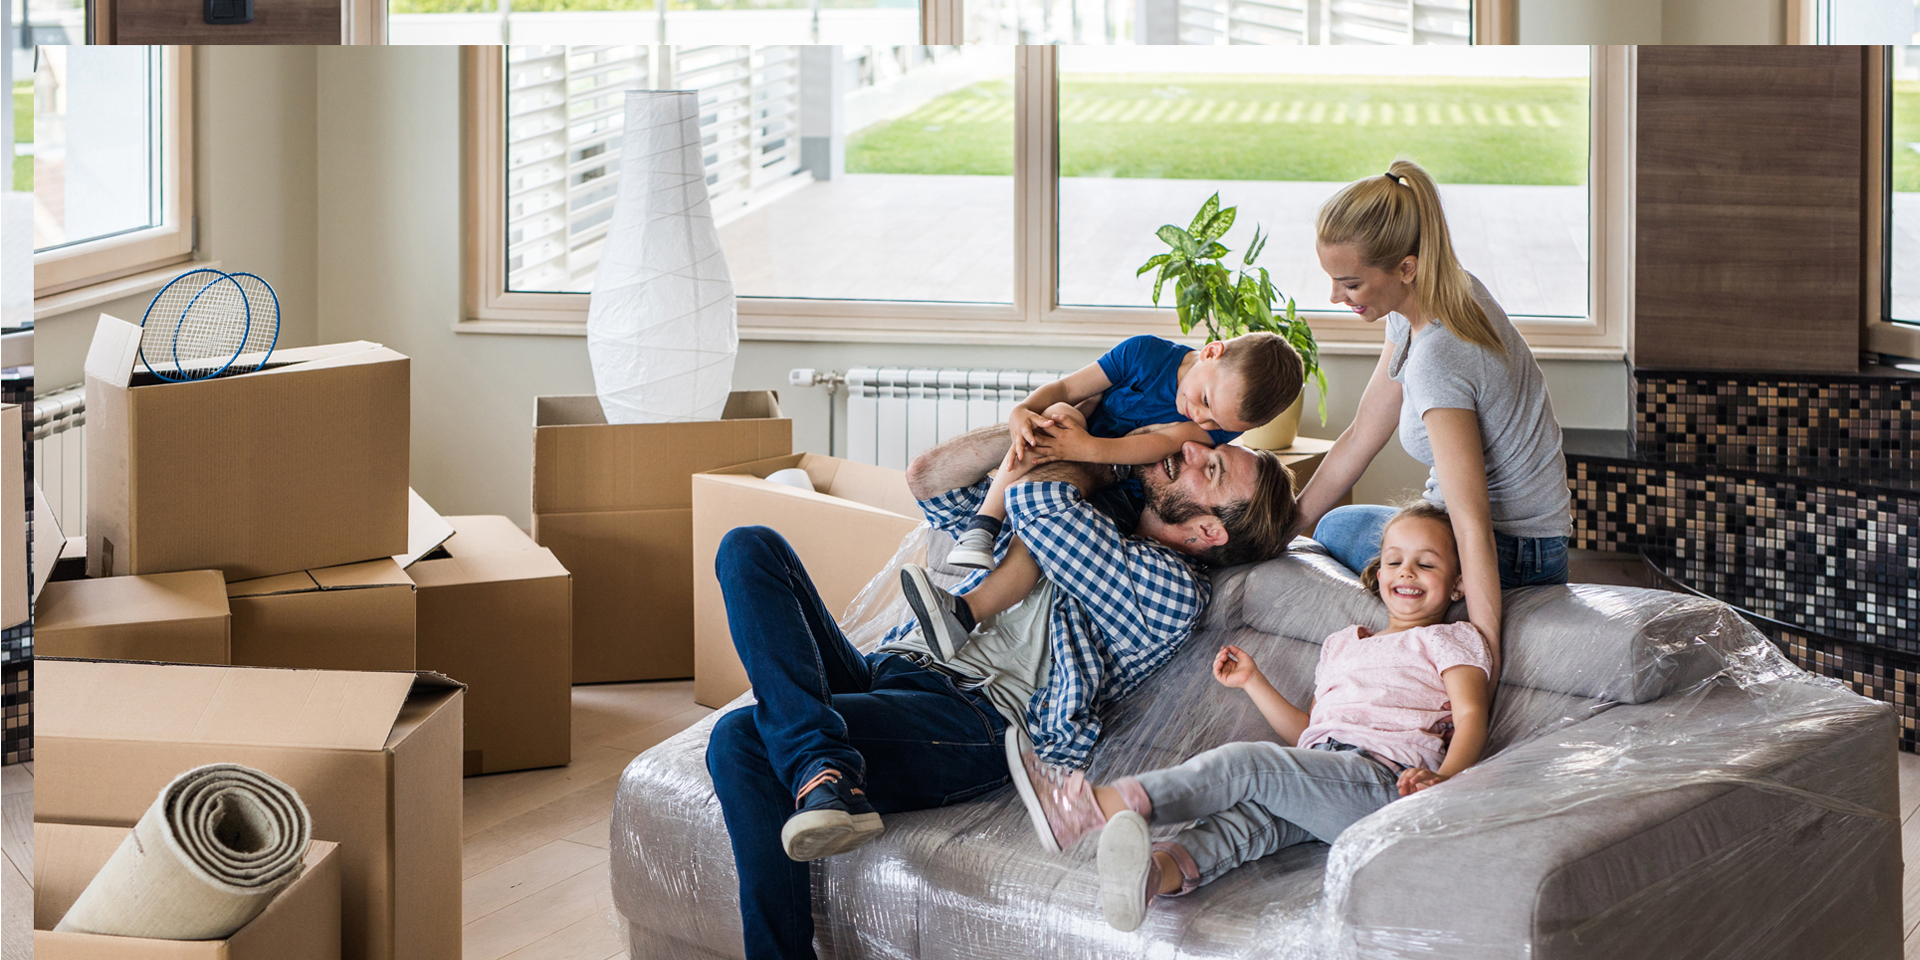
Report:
1098,811,1153,932
900,566,961,662
781,809,885,862
946,544,996,570
1004,726,1061,853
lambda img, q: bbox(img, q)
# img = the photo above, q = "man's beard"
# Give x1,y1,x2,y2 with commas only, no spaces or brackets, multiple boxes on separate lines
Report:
1132,462,1208,526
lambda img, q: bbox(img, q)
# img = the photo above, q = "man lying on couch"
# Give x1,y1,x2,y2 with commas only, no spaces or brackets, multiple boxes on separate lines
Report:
705,424,1294,960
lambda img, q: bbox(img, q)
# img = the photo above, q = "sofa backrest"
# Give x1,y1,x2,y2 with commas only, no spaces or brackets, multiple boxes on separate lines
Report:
1215,541,1740,705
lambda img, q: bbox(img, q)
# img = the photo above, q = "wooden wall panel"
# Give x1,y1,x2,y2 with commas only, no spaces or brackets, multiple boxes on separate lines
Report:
110,0,341,43
1635,46,1865,373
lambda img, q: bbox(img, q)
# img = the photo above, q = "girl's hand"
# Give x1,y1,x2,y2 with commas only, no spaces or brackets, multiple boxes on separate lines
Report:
1212,645,1262,689
1397,767,1448,796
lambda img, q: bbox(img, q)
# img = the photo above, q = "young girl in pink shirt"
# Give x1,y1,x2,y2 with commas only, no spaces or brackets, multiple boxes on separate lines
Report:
1008,500,1493,931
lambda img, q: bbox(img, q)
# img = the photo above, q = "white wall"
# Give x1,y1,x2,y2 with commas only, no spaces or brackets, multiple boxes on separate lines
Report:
1518,0,1786,43
35,46,322,391
41,45,1629,531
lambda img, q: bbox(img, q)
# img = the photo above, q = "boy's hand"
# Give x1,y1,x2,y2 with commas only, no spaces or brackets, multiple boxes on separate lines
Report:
1212,645,1262,689
1007,408,1054,460
1025,414,1094,465
1397,768,1448,796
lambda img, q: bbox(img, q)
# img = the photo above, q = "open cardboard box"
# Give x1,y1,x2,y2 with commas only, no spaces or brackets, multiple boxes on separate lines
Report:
34,823,342,960
408,513,571,776
225,559,415,672
84,314,410,582
532,390,789,683
34,569,230,664
35,659,464,960
691,452,923,707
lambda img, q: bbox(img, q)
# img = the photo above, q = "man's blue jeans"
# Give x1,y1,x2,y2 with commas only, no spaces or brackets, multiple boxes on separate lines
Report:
1314,503,1570,588
705,526,1011,960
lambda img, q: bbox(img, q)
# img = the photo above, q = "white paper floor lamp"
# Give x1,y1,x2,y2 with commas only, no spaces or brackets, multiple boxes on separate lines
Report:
586,89,738,424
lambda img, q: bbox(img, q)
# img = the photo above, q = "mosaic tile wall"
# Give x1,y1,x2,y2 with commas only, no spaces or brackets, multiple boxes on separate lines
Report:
4,370,30,764
1636,370,1919,474
1770,624,1918,753
1569,459,1917,653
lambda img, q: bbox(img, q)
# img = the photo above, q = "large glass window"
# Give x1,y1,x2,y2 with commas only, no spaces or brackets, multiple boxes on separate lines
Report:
1893,31,1918,325
1056,45,1589,320
504,44,1015,304
33,46,165,254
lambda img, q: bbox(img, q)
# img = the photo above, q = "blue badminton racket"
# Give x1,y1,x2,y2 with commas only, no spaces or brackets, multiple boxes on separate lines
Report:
139,268,280,381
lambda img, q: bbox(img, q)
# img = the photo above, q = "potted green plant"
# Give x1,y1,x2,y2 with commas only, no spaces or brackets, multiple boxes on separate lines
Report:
1136,193,1327,449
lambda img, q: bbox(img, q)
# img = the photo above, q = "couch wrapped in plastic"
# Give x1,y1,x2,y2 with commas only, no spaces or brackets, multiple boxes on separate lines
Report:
610,530,1902,959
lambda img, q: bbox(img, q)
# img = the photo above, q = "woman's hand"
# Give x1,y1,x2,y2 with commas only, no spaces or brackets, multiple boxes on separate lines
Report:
1213,645,1263,689
1397,767,1448,796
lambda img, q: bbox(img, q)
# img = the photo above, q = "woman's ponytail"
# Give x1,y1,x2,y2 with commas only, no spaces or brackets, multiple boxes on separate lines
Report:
1316,159,1501,352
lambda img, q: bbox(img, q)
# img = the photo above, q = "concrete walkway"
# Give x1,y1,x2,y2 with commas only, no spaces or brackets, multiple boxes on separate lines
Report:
719,173,1590,317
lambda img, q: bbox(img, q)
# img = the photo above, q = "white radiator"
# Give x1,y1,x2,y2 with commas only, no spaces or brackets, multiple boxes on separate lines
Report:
844,367,1060,471
32,385,86,538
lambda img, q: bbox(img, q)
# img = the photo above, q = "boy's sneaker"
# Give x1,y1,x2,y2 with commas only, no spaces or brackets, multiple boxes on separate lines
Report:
900,565,975,662
946,528,997,570
1004,726,1107,852
780,769,884,862
1097,811,1157,932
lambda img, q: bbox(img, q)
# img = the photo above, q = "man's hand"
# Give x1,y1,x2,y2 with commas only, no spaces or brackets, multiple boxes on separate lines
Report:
1212,644,1263,689
1397,767,1448,796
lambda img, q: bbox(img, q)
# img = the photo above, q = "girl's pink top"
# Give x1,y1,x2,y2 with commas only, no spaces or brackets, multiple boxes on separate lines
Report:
1296,621,1491,771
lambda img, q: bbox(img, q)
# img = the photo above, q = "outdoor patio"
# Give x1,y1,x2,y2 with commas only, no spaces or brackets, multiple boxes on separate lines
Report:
719,173,1592,317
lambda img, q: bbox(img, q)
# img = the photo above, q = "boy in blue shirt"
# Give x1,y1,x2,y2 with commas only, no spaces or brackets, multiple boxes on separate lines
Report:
901,331,1304,662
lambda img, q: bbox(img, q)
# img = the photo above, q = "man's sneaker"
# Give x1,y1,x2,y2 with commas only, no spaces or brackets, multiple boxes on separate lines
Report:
1004,726,1107,852
900,565,974,662
780,769,884,862
1097,811,1157,932
946,527,997,570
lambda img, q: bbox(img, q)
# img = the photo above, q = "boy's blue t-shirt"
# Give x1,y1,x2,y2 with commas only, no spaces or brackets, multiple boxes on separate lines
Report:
1087,335,1240,447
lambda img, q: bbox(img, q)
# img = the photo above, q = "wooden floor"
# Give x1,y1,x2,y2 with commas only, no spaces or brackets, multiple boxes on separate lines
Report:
6,662,1920,957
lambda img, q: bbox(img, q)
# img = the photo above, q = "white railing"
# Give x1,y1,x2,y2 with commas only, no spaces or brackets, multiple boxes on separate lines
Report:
1177,0,1468,43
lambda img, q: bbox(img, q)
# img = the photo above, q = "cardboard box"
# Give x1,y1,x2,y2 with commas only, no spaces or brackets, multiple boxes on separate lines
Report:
84,313,410,581
532,391,790,683
226,559,415,672
35,823,341,960
2,403,22,629
34,570,230,664
35,659,464,960
408,515,571,776
691,453,923,707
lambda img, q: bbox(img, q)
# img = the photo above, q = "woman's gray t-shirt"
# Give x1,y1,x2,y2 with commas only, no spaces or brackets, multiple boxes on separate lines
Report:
1386,276,1572,539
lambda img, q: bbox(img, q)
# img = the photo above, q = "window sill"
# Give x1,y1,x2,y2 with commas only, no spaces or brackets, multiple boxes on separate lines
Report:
34,259,222,323
453,317,1626,362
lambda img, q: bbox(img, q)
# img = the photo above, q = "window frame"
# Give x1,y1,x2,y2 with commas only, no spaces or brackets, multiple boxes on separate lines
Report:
1866,44,1919,358
461,43,1631,359
32,45,197,300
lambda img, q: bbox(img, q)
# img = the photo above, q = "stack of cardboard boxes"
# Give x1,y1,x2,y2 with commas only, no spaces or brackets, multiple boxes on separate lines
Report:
30,315,560,960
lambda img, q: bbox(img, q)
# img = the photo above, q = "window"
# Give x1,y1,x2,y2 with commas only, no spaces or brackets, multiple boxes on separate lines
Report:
1055,46,1589,325
464,44,1628,353
32,45,194,299
1891,34,1917,328
965,0,1473,45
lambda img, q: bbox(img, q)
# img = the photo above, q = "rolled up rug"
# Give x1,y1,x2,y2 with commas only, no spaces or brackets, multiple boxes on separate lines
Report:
56,763,312,940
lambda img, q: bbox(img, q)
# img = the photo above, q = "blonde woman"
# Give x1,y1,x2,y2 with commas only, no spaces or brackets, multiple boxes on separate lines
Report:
1290,159,1571,675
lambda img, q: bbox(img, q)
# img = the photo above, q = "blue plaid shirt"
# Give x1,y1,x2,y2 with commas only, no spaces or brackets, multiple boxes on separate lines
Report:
881,479,1211,769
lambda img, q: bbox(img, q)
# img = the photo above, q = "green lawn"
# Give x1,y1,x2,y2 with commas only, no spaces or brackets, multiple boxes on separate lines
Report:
12,82,30,193
1896,81,1919,194
849,75,1592,186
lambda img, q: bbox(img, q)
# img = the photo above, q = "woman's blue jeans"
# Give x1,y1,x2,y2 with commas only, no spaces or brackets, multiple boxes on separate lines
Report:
1313,503,1570,588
